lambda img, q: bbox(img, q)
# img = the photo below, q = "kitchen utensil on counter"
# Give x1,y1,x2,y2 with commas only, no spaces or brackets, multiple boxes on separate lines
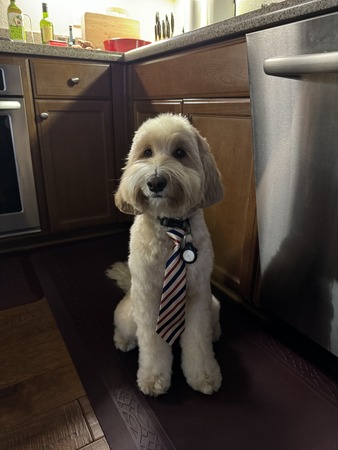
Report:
162,20,166,39
23,14,34,43
47,39,67,46
155,12,174,40
155,12,161,40
165,14,170,38
103,38,150,52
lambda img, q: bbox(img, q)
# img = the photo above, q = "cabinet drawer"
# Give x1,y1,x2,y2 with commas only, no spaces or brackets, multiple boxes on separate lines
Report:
30,59,111,99
132,38,249,99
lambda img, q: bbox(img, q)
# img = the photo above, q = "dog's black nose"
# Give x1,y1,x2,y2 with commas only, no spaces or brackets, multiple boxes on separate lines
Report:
147,175,167,193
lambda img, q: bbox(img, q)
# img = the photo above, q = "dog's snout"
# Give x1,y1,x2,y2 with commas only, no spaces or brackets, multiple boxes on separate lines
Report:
147,175,167,193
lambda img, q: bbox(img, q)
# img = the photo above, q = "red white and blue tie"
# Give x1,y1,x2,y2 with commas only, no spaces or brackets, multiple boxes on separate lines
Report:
156,229,186,345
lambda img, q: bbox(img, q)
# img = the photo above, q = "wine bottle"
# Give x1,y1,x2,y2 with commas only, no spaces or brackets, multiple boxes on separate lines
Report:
40,3,54,44
7,0,25,42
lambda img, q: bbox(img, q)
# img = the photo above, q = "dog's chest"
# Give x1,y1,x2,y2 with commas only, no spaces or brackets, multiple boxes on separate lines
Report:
132,218,185,249
130,226,173,269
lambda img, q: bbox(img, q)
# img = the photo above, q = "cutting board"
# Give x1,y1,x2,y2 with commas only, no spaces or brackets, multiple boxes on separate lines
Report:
81,12,140,49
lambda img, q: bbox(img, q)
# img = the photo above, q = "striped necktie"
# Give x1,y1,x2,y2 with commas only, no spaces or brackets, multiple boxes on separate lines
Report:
156,228,186,345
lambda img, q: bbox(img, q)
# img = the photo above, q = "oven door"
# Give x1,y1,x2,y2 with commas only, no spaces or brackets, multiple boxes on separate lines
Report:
0,98,40,238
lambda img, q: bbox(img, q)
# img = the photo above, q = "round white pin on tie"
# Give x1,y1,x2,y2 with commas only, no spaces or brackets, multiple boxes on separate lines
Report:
182,242,198,264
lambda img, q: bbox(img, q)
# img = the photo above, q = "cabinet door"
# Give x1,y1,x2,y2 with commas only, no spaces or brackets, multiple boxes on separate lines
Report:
133,100,182,128
132,39,249,99
183,99,258,301
35,99,116,232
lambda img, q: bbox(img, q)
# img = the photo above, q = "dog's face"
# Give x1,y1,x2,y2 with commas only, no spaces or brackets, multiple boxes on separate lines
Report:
115,113,223,218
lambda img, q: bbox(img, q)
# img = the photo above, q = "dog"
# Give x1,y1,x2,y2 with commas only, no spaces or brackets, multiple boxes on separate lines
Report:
106,113,224,396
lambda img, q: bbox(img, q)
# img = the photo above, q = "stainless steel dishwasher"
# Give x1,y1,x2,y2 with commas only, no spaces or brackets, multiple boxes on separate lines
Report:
247,12,338,356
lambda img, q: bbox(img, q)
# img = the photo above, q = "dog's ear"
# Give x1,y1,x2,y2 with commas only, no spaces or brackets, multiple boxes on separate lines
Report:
196,132,224,208
114,184,141,215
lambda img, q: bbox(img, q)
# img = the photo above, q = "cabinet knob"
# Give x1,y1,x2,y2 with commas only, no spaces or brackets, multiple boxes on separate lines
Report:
70,76,80,85
40,112,49,120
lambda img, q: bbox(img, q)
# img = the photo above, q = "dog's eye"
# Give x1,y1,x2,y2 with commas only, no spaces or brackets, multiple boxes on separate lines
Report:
143,148,153,158
173,148,186,159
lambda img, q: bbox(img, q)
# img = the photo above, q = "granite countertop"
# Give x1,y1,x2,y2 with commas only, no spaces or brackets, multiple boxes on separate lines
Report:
1,0,337,64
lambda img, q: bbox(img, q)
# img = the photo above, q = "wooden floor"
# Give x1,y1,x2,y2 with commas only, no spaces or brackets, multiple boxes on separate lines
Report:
0,298,110,450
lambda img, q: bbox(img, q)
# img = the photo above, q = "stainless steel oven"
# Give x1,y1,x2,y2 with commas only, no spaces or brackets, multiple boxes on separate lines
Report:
0,63,40,238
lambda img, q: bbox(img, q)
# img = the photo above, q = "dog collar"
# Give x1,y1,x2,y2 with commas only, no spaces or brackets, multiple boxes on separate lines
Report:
159,217,198,264
158,217,191,232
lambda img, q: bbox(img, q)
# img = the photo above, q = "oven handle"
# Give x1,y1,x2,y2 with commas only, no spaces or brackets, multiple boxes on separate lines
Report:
264,51,338,76
0,100,21,110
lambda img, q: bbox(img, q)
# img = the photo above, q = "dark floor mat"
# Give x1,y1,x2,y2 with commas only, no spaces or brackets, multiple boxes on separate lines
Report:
31,233,338,450
0,254,43,310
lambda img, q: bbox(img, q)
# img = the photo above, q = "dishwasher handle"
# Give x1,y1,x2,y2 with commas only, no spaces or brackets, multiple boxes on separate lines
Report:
264,51,338,76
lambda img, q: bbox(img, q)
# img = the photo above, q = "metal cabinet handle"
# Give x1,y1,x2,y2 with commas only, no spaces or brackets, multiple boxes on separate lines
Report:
40,112,49,120
264,51,338,76
70,76,80,84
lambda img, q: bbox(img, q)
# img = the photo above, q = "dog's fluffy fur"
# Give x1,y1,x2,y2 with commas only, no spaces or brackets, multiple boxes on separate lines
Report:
106,113,224,396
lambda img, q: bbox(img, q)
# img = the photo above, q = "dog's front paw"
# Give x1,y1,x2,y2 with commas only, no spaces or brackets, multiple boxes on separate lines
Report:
114,329,137,352
186,363,222,395
137,371,171,397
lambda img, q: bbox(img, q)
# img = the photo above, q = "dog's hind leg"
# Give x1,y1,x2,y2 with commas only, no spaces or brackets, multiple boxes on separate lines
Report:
113,292,137,352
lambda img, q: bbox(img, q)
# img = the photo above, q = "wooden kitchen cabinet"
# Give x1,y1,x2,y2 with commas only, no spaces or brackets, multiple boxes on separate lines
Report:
131,39,249,99
34,99,115,232
31,59,117,233
183,99,258,300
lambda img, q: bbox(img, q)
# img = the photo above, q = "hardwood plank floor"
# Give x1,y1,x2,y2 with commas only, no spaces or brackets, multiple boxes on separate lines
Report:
0,299,110,450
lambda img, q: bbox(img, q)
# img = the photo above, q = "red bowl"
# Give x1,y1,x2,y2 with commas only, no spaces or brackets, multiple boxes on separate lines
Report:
103,38,151,52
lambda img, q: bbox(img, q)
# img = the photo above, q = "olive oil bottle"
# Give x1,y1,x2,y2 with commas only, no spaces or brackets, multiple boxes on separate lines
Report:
7,0,25,42
40,3,54,44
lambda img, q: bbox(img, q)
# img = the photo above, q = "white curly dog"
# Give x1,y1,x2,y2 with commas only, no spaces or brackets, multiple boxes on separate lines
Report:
106,113,224,397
